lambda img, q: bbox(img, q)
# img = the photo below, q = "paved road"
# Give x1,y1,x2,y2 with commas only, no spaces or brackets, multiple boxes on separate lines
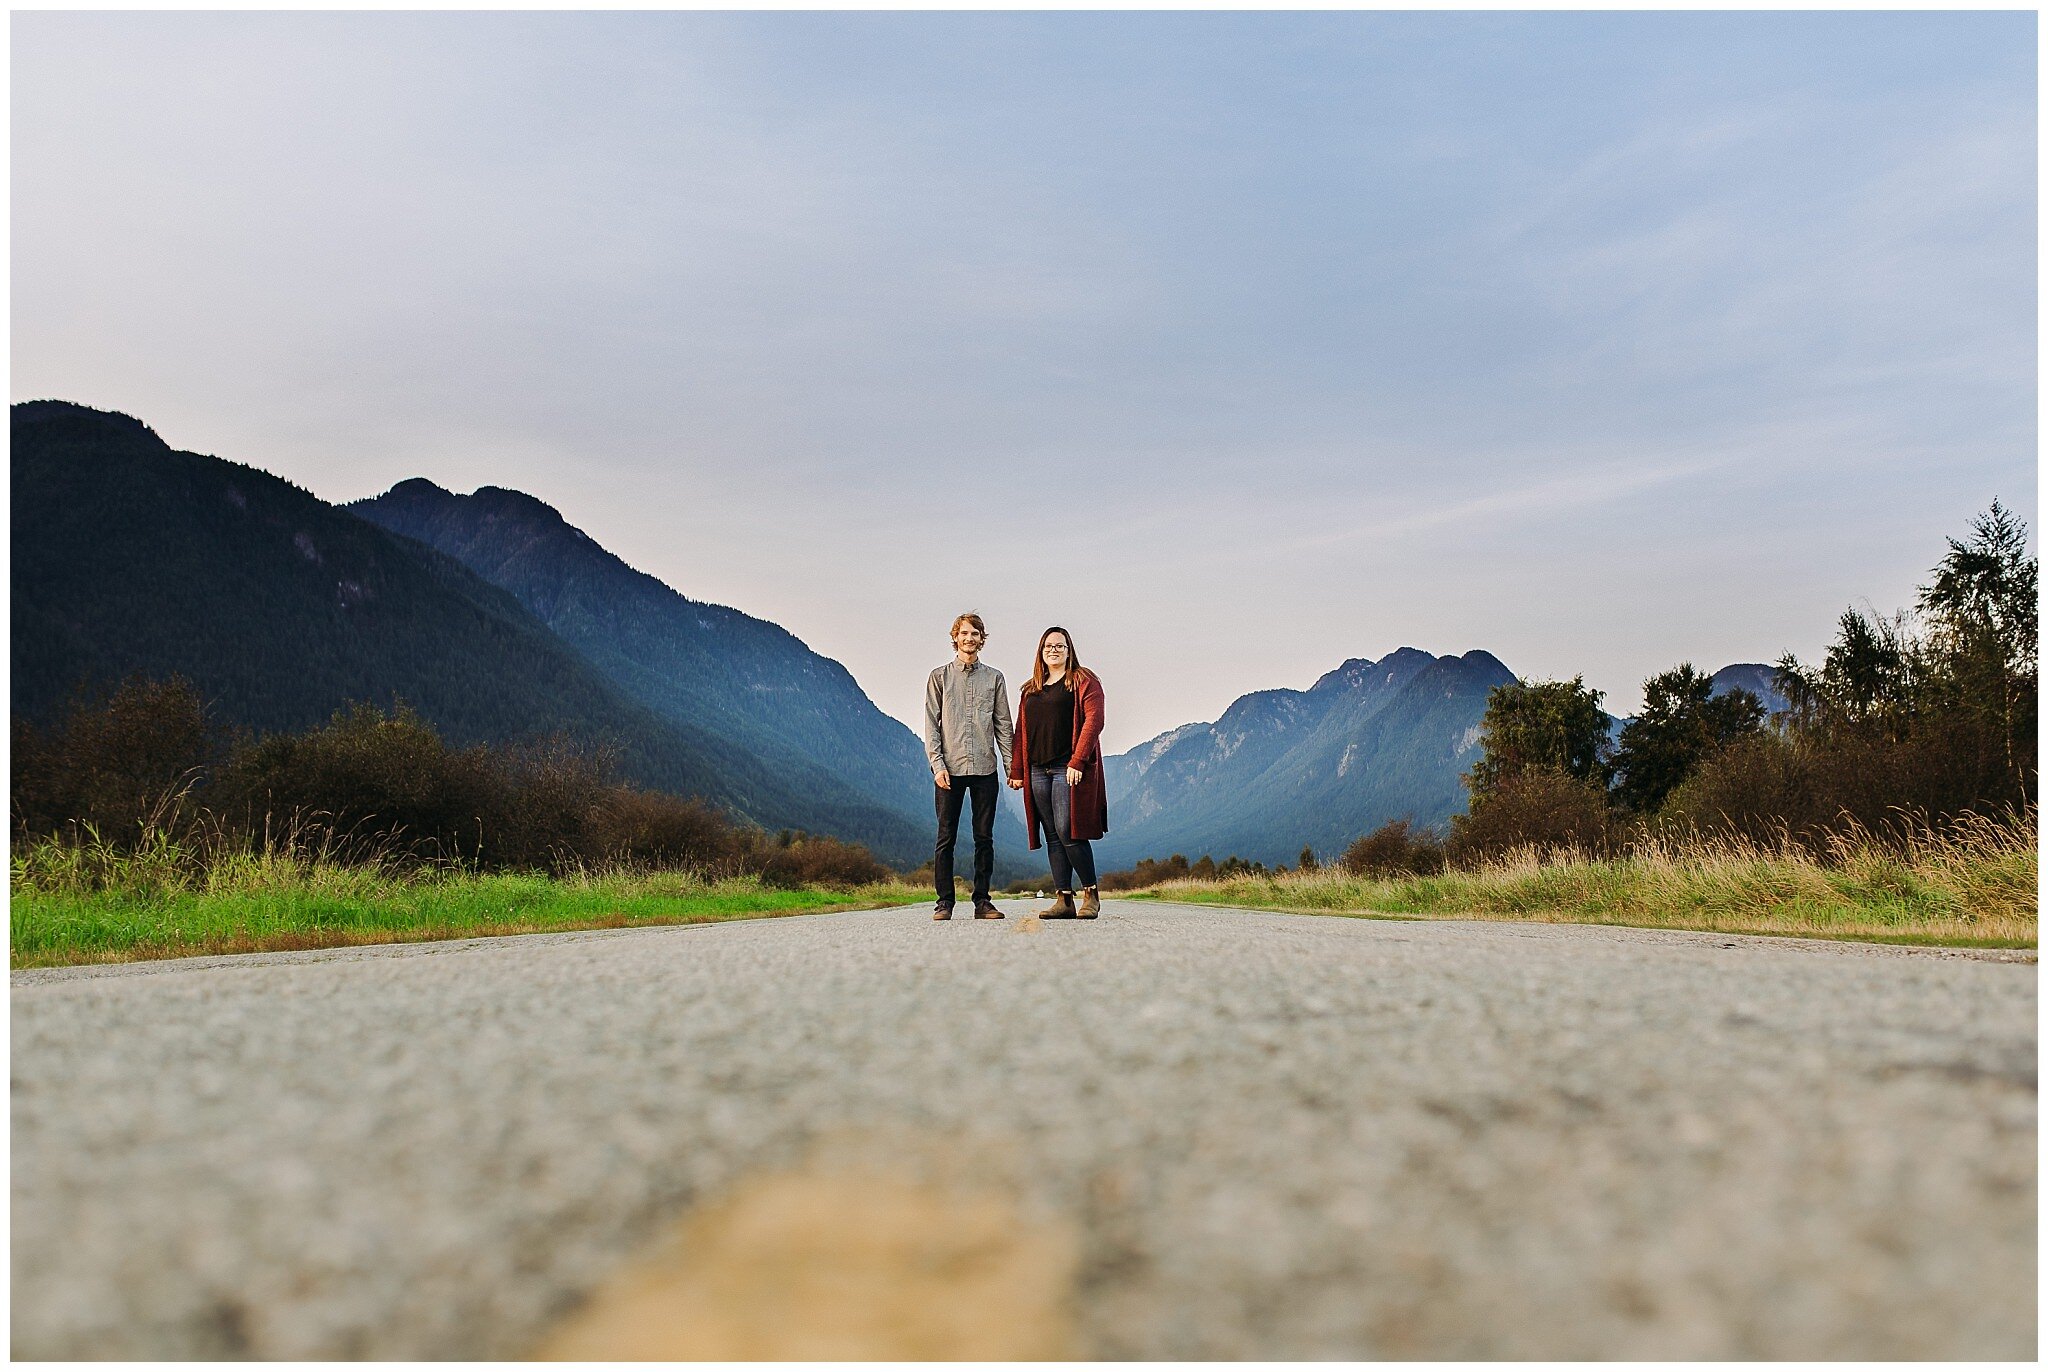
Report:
12,902,2036,1358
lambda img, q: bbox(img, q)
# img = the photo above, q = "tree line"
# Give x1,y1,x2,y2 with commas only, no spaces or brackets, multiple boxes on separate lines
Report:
1099,502,2036,885
11,682,889,887
1415,501,2036,868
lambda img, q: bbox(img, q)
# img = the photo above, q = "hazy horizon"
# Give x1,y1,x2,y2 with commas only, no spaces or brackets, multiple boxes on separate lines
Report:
14,11,2035,752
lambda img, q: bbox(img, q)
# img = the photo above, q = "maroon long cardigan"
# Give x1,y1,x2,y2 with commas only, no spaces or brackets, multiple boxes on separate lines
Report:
1009,667,1108,848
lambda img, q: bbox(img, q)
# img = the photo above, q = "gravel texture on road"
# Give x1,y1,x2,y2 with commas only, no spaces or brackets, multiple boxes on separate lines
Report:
12,902,2036,1358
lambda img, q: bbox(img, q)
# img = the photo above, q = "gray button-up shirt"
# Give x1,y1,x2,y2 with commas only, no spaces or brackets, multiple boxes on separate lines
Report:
923,659,1014,777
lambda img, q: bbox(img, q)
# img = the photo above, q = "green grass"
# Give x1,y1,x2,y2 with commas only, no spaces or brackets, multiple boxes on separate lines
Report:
10,864,931,969
1124,816,2037,949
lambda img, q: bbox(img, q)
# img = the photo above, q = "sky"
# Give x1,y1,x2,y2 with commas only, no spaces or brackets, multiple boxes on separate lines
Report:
13,11,2037,753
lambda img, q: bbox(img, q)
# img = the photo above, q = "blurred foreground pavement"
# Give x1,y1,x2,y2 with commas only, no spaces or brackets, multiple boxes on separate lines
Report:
12,902,2036,1357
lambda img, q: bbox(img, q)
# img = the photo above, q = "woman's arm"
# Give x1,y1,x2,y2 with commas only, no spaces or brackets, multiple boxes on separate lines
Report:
1070,672,1104,769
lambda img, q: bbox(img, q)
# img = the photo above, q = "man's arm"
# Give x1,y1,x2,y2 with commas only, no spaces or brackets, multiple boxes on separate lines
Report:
923,669,948,780
992,670,1015,775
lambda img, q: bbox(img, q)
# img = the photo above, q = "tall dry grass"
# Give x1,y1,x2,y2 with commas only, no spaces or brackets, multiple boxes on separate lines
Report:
10,798,927,968
1136,809,2037,946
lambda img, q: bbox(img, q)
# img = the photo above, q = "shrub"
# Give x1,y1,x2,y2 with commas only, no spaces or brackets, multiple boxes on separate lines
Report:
1447,769,1617,864
485,736,615,870
12,676,215,845
748,831,888,888
1661,721,2022,850
210,702,503,866
1099,853,1189,892
15,686,894,887
1340,819,1447,877
588,787,738,872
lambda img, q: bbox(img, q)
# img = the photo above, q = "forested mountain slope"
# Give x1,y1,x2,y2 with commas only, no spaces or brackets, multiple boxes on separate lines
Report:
11,401,927,864
349,478,935,836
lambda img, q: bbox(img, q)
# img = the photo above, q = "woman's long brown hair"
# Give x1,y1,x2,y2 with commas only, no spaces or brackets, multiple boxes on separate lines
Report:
1025,626,1084,695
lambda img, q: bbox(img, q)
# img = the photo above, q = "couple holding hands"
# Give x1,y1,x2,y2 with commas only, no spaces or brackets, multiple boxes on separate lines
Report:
922,612,1106,921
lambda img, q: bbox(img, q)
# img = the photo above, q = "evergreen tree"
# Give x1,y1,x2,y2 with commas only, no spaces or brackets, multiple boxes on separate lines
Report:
1917,499,2038,795
1610,664,1765,814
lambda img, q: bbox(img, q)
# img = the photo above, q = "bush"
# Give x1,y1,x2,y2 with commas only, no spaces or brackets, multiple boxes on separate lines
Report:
1340,819,1447,877
485,736,615,870
1660,721,2022,849
1099,853,1190,891
209,702,504,866
587,787,739,872
12,676,215,845
14,685,894,887
1447,769,1617,864
747,831,888,888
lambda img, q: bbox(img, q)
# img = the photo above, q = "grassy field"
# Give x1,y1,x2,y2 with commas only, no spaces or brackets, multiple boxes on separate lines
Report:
14,815,2035,965
1128,816,2037,948
10,858,931,969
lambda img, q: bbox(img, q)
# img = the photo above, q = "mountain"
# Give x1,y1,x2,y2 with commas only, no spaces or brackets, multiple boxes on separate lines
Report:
1708,662,1792,715
348,478,937,836
10,401,929,865
1098,648,1516,870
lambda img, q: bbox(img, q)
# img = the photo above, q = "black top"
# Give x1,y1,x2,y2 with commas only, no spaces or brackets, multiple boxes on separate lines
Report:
1025,678,1075,767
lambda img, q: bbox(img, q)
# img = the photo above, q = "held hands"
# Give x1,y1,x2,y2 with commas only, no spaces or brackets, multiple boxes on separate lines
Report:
1007,775,1024,790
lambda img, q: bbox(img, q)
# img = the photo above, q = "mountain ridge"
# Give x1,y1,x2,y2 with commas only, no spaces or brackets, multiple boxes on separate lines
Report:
1098,647,1513,868
1100,648,1777,869
347,476,952,850
11,400,930,865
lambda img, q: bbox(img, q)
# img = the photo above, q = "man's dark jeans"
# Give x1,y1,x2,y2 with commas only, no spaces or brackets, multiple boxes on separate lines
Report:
934,772,997,907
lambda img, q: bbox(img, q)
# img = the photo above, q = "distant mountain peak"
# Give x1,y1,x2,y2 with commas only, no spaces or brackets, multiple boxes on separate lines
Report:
1709,662,1791,714
362,479,590,546
1453,649,1513,679
12,399,164,446
469,485,570,523
1309,646,1440,695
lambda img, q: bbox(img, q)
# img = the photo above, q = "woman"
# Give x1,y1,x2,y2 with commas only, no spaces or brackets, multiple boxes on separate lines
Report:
1009,626,1108,919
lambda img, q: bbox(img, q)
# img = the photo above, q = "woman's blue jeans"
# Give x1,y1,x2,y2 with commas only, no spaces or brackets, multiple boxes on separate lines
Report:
1029,765,1098,890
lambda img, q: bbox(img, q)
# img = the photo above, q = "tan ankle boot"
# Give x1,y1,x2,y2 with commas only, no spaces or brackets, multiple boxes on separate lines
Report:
1077,887,1100,919
1041,890,1077,918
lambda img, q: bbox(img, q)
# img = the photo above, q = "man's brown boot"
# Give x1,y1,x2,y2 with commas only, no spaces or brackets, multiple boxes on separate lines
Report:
1040,890,1078,919
1077,887,1100,919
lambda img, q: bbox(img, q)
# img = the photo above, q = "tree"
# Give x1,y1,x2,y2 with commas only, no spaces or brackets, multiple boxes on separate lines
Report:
1918,499,2038,795
1298,846,1319,872
1465,676,1611,807
1745,503,2038,829
1610,664,1765,814
1775,608,1920,742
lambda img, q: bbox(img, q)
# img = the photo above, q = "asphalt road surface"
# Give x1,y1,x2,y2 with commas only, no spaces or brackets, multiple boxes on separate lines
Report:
12,901,2036,1358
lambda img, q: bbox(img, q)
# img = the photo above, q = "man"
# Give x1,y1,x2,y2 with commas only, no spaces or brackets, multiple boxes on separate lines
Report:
923,612,1018,920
